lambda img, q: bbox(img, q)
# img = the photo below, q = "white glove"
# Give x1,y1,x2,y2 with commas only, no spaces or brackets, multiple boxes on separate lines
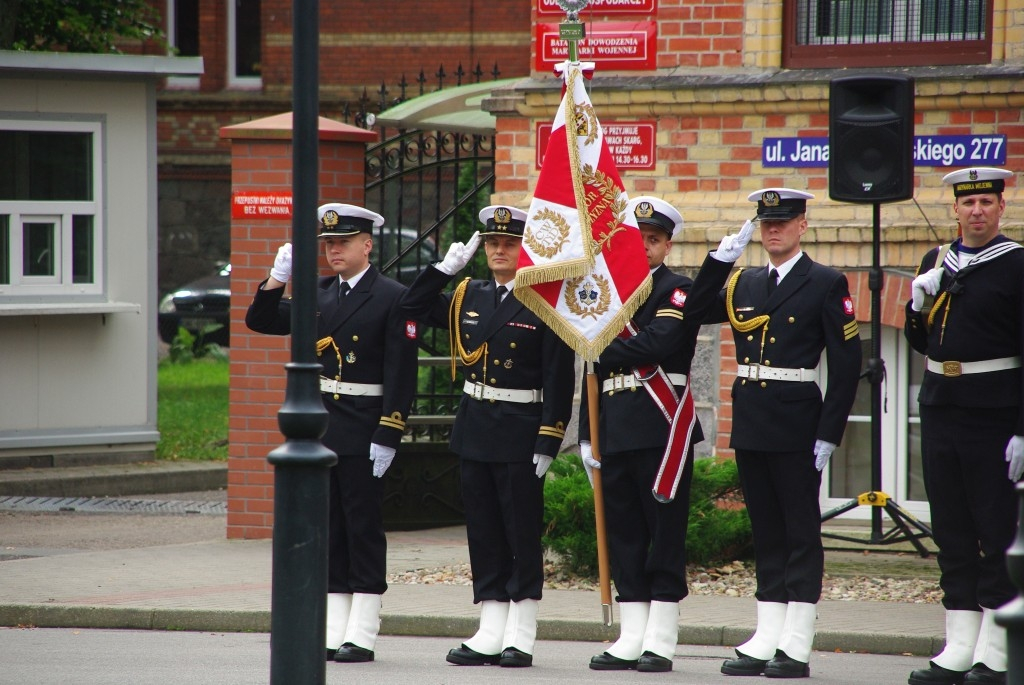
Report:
1005,435,1024,482
580,441,601,488
910,266,944,311
436,231,481,275
533,453,553,479
712,220,756,263
269,243,292,283
369,443,396,478
813,439,836,472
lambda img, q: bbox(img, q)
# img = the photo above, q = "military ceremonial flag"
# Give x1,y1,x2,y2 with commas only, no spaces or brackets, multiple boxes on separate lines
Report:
515,62,651,361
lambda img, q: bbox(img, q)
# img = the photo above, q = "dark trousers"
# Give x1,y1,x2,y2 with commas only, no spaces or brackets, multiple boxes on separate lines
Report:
602,446,693,603
460,459,545,603
920,404,1018,611
327,455,387,595
735,448,823,604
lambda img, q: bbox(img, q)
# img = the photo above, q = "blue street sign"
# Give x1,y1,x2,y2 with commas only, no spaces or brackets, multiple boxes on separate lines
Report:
761,135,1007,168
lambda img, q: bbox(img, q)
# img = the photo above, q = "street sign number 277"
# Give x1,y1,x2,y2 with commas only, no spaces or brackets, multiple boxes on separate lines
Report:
761,135,1007,168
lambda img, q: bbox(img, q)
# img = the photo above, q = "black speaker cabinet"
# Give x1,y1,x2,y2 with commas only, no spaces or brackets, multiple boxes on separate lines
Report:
829,75,915,204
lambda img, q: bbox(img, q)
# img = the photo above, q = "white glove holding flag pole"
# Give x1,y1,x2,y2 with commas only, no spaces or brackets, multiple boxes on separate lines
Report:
533,454,553,478
369,443,396,478
579,441,601,488
712,220,756,263
270,243,293,283
910,266,944,311
1005,435,1024,482
813,439,836,471
436,231,481,275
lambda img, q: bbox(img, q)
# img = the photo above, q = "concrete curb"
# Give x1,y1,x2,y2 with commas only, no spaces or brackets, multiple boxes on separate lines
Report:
0,605,941,656
0,462,227,498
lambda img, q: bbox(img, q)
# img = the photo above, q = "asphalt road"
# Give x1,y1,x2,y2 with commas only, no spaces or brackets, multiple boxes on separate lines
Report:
0,629,923,685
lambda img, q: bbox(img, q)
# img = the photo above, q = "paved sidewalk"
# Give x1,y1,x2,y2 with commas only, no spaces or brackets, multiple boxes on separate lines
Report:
0,524,945,657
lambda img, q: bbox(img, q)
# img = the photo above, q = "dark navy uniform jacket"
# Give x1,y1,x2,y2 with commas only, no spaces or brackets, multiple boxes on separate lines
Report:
400,265,575,462
708,253,862,452
904,235,1024,434
245,265,419,453
578,254,733,454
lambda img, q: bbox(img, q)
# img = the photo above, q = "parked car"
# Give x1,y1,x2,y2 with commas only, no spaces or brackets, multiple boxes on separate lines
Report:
158,263,231,346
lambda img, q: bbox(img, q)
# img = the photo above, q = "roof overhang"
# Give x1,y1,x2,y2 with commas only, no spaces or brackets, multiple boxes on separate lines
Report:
0,50,203,80
374,78,522,135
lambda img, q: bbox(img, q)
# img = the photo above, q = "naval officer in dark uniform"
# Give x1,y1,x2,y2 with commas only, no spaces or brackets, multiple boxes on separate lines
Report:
579,197,755,673
399,205,575,669
710,189,862,679
905,167,1022,685
245,202,419,664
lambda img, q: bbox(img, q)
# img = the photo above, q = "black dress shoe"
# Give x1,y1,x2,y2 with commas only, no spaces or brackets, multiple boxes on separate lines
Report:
499,647,533,667
765,651,809,678
636,650,673,672
589,651,639,670
908,661,969,685
333,642,374,663
446,644,501,666
964,664,1007,684
722,650,769,676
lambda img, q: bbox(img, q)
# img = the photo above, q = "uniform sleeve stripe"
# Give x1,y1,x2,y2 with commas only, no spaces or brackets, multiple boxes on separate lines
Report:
379,417,406,430
538,425,566,439
844,322,860,341
655,309,685,320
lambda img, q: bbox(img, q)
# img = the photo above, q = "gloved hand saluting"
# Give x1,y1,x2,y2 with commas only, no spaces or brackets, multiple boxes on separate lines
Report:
910,266,944,311
436,231,482,276
813,439,836,472
533,454,553,479
712,220,756,263
270,243,293,283
369,443,396,478
1005,435,1024,482
579,441,601,488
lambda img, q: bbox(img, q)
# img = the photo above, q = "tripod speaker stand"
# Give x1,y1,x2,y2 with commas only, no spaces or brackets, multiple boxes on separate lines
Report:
819,203,934,558
821,74,933,557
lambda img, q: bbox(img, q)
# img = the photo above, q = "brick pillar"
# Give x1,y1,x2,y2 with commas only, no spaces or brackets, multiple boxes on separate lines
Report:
220,113,376,539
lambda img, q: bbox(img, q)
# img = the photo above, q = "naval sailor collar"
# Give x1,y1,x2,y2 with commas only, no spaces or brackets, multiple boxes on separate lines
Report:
944,235,1022,274
767,250,804,284
339,264,371,291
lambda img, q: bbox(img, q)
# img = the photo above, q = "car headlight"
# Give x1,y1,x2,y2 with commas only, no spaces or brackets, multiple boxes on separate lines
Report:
158,293,177,314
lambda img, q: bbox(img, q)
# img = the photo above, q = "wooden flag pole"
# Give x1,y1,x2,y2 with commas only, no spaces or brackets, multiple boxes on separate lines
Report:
586,363,613,626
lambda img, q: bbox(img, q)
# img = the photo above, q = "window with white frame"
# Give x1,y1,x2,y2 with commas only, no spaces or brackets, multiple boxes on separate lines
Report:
165,0,201,89
228,0,262,88
0,119,104,299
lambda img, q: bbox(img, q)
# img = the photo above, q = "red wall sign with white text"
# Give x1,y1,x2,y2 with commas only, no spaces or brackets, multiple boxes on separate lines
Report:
537,121,657,170
537,0,656,15
535,21,657,72
231,192,293,220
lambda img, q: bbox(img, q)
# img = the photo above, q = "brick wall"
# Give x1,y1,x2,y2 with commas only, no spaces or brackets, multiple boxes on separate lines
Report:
222,114,376,539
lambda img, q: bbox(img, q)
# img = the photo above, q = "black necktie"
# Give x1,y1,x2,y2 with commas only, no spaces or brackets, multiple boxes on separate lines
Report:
338,281,350,304
767,268,779,296
495,285,507,307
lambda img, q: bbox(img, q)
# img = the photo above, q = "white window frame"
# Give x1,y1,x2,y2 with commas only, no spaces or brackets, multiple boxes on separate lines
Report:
227,0,262,90
818,326,932,523
165,0,201,90
0,119,104,300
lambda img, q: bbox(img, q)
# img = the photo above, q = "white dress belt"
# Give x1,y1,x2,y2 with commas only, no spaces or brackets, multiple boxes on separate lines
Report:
736,364,817,382
925,355,1021,377
319,377,384,396
602,373,688,393
463,381,543,403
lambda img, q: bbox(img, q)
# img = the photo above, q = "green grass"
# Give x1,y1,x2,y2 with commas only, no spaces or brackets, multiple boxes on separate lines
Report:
157,359,229,461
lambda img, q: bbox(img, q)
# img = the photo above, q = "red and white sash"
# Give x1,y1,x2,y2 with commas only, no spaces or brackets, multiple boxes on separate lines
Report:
617,322,697,503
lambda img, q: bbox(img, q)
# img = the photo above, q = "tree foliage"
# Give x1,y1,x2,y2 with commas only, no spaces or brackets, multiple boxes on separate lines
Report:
0,0,164,53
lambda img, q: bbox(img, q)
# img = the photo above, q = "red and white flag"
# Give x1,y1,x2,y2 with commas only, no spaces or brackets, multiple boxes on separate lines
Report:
515,62,651,361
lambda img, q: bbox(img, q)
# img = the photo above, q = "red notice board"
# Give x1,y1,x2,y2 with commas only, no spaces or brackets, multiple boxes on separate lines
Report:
537,121,657,170
537,0,656,15
231,191,293,220
535,21,657,72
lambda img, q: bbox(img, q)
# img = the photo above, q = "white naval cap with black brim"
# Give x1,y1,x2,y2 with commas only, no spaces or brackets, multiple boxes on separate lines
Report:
748,188,814,221
317,203,385,237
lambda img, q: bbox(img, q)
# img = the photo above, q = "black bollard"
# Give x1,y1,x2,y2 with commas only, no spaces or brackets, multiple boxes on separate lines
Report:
996,481,1024,685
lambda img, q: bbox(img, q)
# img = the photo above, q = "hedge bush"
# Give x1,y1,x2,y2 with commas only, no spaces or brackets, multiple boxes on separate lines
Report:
542,454,752,578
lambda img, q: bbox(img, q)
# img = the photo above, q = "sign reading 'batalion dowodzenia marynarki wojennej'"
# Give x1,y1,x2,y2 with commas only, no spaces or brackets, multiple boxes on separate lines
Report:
762,134,1007,168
